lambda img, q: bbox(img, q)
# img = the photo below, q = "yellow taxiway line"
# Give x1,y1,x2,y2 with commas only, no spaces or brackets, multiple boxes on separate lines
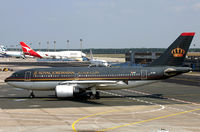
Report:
72,108,200,132
72,109,119,132
98,108,200,132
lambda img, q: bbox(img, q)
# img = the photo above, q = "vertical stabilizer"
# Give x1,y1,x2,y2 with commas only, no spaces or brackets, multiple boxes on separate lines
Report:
20,42,42,58
90,49,94,60
0,45,6,52
149,32,195,66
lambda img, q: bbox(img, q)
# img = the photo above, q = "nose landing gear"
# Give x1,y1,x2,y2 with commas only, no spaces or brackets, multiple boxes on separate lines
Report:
29,90,35,98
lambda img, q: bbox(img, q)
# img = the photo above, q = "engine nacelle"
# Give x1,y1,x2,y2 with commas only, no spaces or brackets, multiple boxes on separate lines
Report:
55,84,83,98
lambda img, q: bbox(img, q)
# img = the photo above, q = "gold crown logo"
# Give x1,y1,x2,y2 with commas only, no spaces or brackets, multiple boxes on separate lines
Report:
171,47,185,57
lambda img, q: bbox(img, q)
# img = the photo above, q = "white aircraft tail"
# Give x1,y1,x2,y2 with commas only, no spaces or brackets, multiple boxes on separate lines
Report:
90,49,94,60
0,45,7,53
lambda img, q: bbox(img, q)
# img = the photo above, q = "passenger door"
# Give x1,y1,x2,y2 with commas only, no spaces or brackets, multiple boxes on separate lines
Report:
74,73,79,80
25,71,31,81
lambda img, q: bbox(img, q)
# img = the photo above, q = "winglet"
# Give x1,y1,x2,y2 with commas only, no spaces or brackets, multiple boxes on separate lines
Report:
20,42,42,58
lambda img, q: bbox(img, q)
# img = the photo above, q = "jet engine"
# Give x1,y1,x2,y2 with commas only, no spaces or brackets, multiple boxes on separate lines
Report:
55,84,84,98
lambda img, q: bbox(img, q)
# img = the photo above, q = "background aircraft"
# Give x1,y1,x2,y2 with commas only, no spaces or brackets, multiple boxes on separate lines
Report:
5,32,194,99
89,49,110,67
0,45,25,58
20,42,86,61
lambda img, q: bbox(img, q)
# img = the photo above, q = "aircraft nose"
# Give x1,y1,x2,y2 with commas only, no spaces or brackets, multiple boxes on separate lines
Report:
4,77,10,82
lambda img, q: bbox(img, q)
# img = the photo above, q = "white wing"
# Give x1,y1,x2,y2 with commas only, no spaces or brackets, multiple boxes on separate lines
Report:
59,80,118,85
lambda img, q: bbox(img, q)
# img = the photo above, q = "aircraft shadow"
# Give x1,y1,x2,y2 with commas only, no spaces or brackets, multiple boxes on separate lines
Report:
102,94,166,99
0,94,167,100
0,93,193,109
0,95,104,105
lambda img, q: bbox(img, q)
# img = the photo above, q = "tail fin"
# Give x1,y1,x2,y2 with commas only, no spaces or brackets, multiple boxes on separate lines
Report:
90,49,94,60
20,42,42,58
149,32,195,66
0,45,6,52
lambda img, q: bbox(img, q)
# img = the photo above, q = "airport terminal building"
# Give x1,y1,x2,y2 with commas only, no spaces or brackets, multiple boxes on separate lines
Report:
125,51,200,71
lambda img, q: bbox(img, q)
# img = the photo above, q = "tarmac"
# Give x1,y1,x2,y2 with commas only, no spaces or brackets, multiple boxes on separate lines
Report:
0,65,200,132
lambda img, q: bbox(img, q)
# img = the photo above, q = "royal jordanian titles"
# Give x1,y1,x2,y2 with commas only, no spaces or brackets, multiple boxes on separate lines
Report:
5,32,195,99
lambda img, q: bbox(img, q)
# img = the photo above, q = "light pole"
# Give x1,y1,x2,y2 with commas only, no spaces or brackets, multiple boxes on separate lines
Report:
53,41,56,52
16,45,18,51
47,41,49,52
80,39,83,52
67,40,69,51
10,45,14,50
38,42,41,52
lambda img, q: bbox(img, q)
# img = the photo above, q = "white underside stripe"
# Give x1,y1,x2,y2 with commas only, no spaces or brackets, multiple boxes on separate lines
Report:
7,80,157,91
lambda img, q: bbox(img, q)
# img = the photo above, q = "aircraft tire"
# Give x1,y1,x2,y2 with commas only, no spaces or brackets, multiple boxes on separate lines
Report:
95,92,100,99
29,92,35,98
29,94,35,98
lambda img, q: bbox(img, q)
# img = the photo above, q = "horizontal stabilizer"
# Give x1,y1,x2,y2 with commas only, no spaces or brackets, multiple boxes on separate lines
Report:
20,42,42,58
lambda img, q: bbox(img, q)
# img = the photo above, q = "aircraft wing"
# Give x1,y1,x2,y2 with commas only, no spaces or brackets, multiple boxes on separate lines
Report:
59,80,118,85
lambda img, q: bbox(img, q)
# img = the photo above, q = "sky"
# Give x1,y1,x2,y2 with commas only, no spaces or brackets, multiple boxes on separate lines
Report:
0,0,200,49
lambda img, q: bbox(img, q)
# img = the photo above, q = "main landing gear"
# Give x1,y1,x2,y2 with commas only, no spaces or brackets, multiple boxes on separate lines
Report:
87,88,100,99
29,90,35,98
87,92,100,99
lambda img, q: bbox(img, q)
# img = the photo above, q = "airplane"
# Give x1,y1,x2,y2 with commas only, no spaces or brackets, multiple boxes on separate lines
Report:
89,49,110,67
0,45,26,58
20,42,86,61
5,32,194,99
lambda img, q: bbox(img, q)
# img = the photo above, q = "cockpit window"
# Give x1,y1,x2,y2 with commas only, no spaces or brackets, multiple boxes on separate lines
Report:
12,73,18,77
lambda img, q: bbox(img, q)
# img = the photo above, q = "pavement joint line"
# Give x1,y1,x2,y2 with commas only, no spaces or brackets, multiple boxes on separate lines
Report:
97,108,200,132
0,111,106,116
168,106,200,116
0,116,67,122
39,108,63,121
94,116,117,129
72,109,120,132
0,112,109,122
170,77,200,83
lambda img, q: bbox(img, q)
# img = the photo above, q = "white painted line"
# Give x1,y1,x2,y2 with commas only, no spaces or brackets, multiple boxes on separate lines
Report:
123,89,200,105
14,99,27,102
168,106,200,116
100,90,165,115
29,105,40,108
122,89,200,116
